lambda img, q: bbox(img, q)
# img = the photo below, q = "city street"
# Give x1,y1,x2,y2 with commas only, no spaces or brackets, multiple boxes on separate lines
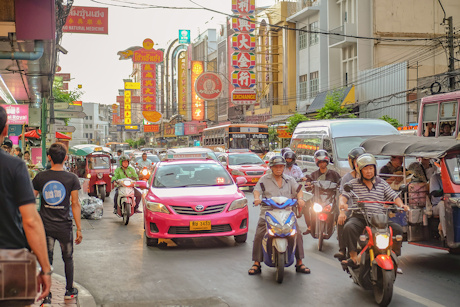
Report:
51,190,460,307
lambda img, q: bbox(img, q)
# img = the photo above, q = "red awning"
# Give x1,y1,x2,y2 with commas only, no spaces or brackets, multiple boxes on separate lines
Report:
56,132,71,140
19,129,41,139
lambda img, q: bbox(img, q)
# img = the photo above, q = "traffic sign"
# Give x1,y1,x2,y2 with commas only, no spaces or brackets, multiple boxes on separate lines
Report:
47,102,70,109
54,110,86,118
54,125,76,133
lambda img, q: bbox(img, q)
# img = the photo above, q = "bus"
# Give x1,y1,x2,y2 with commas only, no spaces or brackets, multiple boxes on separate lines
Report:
417,90,460,138
202,124,269,156
105,142,130,153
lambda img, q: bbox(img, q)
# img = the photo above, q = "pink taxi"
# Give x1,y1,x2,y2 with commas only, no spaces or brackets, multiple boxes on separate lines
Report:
217,151,268,188
138,153,248,246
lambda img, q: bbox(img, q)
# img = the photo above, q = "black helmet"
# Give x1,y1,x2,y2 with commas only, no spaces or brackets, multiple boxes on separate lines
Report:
269,156,286,168
2,137,12,148
283,151,296,167
314,150,330,166
280,147,293,157
348,147,366,169
119,155,129,166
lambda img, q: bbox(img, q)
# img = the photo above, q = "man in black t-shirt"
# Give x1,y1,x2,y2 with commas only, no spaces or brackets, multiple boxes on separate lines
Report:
33,142,83,304
0,106,51,301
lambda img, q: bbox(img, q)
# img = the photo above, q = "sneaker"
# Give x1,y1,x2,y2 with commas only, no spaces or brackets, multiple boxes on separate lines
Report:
113,208,117,214
40,293,52,306
64,287,78,300
397,267,403,274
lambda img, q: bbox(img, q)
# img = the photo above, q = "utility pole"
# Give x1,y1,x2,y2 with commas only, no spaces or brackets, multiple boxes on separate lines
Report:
447,16,455,91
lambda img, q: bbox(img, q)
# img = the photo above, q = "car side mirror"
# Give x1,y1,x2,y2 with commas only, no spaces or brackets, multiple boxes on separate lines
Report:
344,183,353,192
135,180,148,190
221,161,227,166
235,177,247,186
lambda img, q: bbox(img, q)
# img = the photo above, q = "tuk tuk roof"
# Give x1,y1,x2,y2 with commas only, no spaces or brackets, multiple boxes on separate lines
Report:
360,135,460,159
69,144,112,156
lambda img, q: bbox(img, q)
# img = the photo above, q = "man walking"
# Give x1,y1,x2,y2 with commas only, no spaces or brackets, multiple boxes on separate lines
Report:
33,142,83,305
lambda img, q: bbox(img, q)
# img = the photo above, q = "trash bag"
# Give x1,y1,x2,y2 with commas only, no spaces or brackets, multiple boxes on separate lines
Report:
81,197,103,220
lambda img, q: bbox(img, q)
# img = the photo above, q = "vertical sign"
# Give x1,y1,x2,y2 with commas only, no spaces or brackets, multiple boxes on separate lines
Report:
178,29,191,44
191,61,204,121
124,90,131,124
178,56,187,117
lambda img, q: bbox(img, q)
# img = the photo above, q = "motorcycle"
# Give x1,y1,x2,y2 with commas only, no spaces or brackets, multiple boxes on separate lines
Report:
115,178,137,225
306,179,339,251
341,183,404,306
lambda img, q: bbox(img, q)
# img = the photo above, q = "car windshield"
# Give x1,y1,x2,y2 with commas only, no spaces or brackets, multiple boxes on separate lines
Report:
334,136,388,160
135,155,160,163
229,153,264,165
88,156,110,169
153,163,233,188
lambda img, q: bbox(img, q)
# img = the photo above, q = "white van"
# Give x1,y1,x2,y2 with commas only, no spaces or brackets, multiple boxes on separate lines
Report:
290,119,400,176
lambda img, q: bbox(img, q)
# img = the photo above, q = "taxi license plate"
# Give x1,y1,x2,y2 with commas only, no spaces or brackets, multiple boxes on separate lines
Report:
251,178,259,183
190,221,211,231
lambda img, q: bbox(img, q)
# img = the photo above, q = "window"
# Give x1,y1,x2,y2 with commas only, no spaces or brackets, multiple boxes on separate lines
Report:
90,124,93,129
89,133,93,139
299,74,308,100
85,124,88,129
309,21,319,46
89,116,93,120
299,26,307,50
310,71,319,97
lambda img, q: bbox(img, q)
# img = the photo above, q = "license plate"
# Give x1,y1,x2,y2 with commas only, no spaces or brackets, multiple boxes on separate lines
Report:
190,220,211,231
251,178,259,183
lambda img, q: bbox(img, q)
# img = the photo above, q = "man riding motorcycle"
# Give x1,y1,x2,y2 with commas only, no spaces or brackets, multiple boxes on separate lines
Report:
137,152,153,169
112,155,142,214
340,153,409,268
283,151,303,180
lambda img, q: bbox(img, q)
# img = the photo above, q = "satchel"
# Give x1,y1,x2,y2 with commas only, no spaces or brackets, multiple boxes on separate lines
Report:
0,248,37,305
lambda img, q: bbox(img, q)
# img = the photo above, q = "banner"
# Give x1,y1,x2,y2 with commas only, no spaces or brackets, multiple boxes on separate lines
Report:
63,6,108,34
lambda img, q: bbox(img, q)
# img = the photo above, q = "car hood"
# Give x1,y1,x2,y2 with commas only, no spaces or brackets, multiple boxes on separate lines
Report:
229,165,267,171
146,185,245,205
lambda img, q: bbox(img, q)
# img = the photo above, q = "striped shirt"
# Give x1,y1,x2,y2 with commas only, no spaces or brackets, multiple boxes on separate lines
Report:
341,177,398,215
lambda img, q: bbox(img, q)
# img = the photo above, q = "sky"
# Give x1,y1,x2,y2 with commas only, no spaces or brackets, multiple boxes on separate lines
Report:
59,0,276,105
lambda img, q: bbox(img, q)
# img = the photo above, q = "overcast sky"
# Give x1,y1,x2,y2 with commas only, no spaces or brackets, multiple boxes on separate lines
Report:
59,0,275,105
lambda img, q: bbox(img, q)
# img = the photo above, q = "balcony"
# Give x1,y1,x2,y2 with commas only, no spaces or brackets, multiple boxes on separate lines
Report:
328,23,357,48
287,0,321,20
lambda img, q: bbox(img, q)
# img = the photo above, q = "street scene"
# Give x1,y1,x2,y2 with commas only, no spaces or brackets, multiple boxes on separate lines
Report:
1,0,460,307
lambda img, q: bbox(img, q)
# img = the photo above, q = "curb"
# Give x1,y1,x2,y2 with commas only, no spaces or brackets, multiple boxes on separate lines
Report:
53,274,97,307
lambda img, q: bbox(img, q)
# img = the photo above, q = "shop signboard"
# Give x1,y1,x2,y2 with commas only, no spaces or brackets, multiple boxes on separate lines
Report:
231,90,257,105
63,6,108,34
144,124,159,133
231,15,256,32
231,33,256,51
175,123,185,136
191,61,204,121
178,29,191,44
195,72,223,100
1,104,28,124
231,51,255,69
231,70,256,89
231,0,256,14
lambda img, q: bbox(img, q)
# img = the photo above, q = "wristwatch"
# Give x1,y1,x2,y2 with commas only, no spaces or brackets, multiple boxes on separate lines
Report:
39,265,53,276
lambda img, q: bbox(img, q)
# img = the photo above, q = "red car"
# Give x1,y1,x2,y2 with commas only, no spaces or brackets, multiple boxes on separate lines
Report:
137,153,249,246
218,151,268,187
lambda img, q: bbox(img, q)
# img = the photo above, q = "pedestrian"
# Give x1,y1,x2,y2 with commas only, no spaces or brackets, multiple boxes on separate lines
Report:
1,136,13,154
0,105,52,304
14,146,23,158
32,142,83,305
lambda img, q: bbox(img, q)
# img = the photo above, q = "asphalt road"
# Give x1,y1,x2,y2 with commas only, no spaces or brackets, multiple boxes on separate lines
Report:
51,190,460,307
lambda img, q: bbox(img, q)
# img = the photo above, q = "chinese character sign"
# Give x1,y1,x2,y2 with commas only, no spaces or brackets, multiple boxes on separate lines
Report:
62,6,108,34
141,63,156,108
231,0,255,14
191,61,204,121
124,90,132,125
178,56,187,117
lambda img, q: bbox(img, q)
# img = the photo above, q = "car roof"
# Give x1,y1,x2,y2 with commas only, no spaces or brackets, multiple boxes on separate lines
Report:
168,147,213,153
158,158,221,166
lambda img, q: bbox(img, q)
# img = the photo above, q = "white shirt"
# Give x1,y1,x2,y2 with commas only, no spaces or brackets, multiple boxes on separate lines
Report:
284,165,303,180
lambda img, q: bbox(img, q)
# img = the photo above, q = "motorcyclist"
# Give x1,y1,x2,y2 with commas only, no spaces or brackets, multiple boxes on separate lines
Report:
303,150,341,235
283,151,303,180
248,156,310,275
335,147,366,260
137,152,153,169
111,155,142,214
340,153,409,268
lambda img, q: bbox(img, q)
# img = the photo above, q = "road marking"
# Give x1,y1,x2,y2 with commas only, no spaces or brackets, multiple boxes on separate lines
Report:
307,252,445,307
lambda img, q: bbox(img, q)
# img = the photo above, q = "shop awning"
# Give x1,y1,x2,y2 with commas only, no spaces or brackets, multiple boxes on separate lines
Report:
306,85,355,114
56,132,71,140
265,114,295,124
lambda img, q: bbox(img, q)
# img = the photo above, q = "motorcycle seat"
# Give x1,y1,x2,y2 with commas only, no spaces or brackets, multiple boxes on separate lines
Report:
370,214,388,229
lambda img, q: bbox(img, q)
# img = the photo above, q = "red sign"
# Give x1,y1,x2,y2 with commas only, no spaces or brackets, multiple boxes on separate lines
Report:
63,6,108,34
144,125,159,133
195,72,223,101
133,49,164,63
232,51,255,69
231,90,257,105
231,0,256,14
231,33,256,51
141,63,156,109
232,70,256,89
231,15,256,32
142,104,156,111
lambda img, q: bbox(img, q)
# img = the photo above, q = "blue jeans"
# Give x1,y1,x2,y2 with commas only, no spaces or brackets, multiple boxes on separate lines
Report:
46,230,74,291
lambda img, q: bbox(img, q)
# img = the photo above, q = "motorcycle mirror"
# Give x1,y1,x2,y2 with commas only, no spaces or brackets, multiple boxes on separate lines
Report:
111,159,116,164
399,184,408,192
302,168,308,173
344,183,353,192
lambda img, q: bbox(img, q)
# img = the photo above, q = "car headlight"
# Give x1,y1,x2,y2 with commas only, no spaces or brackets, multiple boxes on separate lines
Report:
313,202,323,213
145,201,170,214
376,234,390,249
229,197,248,211
97,173,103,179
231,169,245,176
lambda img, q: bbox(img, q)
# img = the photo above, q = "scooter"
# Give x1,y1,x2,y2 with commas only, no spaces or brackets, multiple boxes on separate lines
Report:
341,184,404,307
115,178,136,225
259,183,300,283
137,166,151,181
307,180,339,251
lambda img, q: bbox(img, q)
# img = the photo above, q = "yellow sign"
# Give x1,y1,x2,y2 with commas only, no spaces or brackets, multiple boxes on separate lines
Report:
124,90,131,125
142,111,162,123
125,125,139,130
178,56,187,117
143,38,154,50
124,82,141,90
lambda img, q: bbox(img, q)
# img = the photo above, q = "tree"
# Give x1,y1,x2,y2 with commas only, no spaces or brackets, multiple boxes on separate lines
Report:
52,77,83,125
287,113,308,133
315,88,356,120
268,126,279,150
379,115,401,128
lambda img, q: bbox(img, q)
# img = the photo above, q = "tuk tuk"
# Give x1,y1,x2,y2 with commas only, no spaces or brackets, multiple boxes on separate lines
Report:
69,144,115,202
360,135,460,254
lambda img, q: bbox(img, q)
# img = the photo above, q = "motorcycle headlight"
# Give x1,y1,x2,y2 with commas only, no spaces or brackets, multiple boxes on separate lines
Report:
229,197,248,211
86,174,91,179
141,169,148,176
376,234,390,249
123,179,132,186
97,173,103,179
231,169,245,176
266,215,277,227
145,201,170,214
313,203,323,213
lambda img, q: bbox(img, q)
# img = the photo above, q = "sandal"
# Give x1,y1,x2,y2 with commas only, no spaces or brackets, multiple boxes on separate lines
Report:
341,258,359,269
295,264,311,274
248,264,261,275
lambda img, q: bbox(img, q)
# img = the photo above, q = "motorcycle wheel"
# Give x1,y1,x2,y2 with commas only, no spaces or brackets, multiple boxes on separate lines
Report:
318,221,325,251
123,203,130,225
373,267,395,307
97,185,106,202
275,251,285,284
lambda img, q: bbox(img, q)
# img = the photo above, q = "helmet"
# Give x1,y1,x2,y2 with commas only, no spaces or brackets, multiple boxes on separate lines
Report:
119,155,129,166
269,156,286,168
314,150,330,166
283,151,296,167
280,147,293,157
348,147,366,169
2,137,12,148
356,153,377,171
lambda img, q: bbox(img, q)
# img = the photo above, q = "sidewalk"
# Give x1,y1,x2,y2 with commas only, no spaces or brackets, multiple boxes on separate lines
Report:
32,273,97,307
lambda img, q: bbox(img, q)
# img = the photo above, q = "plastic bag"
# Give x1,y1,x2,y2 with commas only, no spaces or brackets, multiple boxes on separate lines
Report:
81,197,103,220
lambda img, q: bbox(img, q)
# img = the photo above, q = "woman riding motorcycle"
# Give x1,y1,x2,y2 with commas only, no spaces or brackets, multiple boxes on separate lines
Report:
112,155,142,214
283,151,303,180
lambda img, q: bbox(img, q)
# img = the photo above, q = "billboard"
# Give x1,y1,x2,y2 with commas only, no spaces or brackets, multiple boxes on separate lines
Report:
191,61,204,121
63,6,108,34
